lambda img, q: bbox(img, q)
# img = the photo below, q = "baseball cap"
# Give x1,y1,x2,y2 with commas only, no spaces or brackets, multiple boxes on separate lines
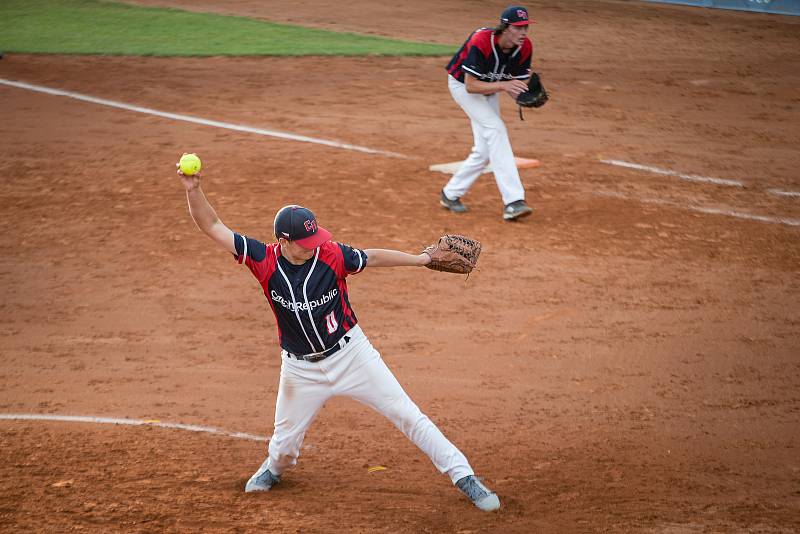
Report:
273,205,332,250
500,6,532,26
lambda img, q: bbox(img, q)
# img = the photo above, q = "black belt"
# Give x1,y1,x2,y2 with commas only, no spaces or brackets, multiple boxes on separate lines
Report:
287,335,351,363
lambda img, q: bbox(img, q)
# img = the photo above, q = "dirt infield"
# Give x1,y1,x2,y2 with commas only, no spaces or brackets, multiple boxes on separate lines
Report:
1,1,799,532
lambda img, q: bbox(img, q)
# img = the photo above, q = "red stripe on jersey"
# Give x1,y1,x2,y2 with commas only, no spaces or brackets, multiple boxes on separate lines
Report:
266,244,282,345
336,277,356,332
447,28,492,78
517,39,533,64
471,28,496,56
316,241,346,278
316,242,358,331
446,29,494,78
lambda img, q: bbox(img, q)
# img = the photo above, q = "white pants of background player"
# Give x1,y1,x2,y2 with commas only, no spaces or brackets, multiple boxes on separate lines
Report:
261,324,475,484
443,74,526,206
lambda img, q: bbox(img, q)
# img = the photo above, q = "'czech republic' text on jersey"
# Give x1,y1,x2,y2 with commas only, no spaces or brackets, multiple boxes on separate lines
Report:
446,28,532,84
233,234,367,356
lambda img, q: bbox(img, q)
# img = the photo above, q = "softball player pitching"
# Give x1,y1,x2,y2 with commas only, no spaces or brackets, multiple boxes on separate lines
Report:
176,164,500,512
441,5,536,221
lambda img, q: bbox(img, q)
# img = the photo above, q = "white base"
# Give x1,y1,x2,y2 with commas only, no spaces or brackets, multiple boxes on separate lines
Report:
429,157,540,175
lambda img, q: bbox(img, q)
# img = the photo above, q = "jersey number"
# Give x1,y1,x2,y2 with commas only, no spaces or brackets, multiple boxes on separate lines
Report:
325,312,339,334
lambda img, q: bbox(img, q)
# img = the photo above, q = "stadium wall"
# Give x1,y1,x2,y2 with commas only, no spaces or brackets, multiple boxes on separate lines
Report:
643,0,800,15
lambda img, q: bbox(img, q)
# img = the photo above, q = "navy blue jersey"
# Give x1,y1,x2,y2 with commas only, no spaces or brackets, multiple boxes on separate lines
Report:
446,28,532,83
233,234,367,355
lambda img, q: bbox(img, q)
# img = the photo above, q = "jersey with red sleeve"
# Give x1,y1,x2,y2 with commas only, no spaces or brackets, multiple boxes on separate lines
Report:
233,233,367,356
446,28,532,84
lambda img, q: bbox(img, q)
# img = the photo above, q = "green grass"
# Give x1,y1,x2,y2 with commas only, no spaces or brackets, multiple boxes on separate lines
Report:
0,0,454,56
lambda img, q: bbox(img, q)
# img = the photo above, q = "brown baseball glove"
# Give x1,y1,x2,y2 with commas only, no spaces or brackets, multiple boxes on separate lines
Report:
422,234,482,274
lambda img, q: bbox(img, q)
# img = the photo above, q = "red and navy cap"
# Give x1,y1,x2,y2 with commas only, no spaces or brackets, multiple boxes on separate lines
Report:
273,205,332,250
500,6,532,26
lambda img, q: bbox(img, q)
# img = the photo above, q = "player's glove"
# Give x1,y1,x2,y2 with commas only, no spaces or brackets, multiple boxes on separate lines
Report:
422,234,482,274
516,72,549,108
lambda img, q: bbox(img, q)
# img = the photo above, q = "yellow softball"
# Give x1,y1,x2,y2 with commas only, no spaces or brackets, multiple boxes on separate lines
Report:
179,153,202,176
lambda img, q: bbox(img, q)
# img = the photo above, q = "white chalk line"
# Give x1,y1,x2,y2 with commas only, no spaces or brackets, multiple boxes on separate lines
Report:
602,159,800,198
599,159,800,225
768,188,800,198
600,159,745,187
0,413,269,443
595,191,800,227
0,78,408,159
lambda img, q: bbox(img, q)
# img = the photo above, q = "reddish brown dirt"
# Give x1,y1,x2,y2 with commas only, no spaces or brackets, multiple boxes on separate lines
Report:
1,1,799,532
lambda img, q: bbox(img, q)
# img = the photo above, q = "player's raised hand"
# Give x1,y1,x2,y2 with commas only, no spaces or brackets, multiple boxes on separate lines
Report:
176,158,201,191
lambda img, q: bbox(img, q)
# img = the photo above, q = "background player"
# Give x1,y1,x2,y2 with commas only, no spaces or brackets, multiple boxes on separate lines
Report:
441,5,536,221
176,162,501,512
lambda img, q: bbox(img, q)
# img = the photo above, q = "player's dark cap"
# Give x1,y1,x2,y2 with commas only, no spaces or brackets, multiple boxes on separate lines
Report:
500,6,533,26
273,205,332,250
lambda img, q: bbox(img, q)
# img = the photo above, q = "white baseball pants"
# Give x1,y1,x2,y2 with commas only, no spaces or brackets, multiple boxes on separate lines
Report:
262,325,475,484
443,75,526,206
